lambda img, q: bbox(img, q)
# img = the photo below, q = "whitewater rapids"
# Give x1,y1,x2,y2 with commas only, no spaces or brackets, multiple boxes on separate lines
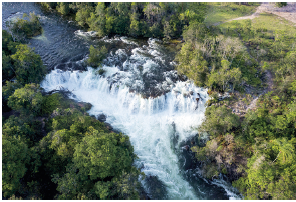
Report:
41,67,207,199
41,37,240,200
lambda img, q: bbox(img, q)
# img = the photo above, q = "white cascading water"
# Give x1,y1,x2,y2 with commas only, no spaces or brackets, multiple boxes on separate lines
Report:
41,37,241,200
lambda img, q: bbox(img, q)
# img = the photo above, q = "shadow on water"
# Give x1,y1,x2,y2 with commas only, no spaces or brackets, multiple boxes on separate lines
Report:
177,137,230,200
143,175,168,200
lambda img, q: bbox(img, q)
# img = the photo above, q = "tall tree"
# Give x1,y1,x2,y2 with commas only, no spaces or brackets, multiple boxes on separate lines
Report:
11,44,46,85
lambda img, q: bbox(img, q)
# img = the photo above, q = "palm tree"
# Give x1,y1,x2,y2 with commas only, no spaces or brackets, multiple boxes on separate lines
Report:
272,138,294,163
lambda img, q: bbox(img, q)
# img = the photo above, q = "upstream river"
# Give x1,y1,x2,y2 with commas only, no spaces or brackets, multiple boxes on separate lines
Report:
3,2,241,200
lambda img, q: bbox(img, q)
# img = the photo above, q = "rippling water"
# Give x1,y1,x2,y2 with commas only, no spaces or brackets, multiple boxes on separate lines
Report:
3,2,241,200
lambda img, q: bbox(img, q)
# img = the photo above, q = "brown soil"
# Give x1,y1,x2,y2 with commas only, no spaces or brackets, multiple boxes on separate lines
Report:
226,3,296,25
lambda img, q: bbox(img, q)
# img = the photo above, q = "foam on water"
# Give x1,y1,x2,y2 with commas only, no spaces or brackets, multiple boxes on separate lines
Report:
40,37,242,200
74,30,97,37
41,66,208,199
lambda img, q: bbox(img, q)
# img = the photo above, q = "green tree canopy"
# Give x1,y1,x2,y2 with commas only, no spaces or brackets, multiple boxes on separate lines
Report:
73,127,136,180
6,12,42,40
8,83,43,116
2,135,30,197
87,45,107,68
199,105,240,137
11,44,46,85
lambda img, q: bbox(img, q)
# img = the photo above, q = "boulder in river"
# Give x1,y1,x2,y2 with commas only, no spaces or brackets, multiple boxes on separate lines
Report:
104,123,113,131
196,98,200,104
97,113,107,122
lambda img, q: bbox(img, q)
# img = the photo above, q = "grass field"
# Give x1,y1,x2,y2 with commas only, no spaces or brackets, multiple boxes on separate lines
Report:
204,2,260,25
219,12,296,36
218,12,296,86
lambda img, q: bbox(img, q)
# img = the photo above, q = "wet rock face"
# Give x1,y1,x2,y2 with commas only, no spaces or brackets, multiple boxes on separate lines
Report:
77,102,92,111
196,98,200,104
97,113,106,122
144,175,168,200
104,122,113,130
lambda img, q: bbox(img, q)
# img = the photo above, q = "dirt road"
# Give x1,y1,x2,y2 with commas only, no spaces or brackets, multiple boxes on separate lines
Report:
223,3,296,25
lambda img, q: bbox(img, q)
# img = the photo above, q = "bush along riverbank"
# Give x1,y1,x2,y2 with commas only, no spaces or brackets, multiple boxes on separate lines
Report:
2,30,145,200
6,12,42,42
183,9,296,200
39,2,207,41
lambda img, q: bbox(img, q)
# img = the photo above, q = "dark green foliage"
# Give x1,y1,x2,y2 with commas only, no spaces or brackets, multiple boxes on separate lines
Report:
8,83,43,116
87,45,107,68
73,127,136,180
41,2,57,9
88,3,106,37
2,30,20,55
2,135,30,197
2,51,15,81
37,105,143,199
56,2,70,15
75,6,93,27
43,2,207,39
2,81,23,111
95,68,106,75
41,93,62,115
2,30,21,82
233,137,296,199
11,44,46,85
52,127,142,200
199,105,240,137
3,88,142,199
275,2,287,7
6,12,42,41
2,115,36,145
2,31,46,85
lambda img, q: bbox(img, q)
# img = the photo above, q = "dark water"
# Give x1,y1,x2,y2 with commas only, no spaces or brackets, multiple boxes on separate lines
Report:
2,2,178,97
2,2,239,200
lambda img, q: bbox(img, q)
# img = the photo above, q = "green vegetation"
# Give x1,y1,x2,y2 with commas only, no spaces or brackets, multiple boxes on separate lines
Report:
176,23,258,93
2,135,30,197
3,2,296,200
189,12,296,200
3,84,143,199
41,2,207,39
2,30,142,200
87,45,107,68
11,44,46,85
6,12,42,41
2,30,46,86
219,13,296,83
204,2,259,26
275,2,287,7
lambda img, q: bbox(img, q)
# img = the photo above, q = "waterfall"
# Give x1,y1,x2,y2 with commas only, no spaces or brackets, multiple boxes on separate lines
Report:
41,67,208,199
40,37,241,200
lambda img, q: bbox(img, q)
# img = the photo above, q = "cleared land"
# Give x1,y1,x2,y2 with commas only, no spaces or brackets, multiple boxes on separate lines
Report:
204,3,259,26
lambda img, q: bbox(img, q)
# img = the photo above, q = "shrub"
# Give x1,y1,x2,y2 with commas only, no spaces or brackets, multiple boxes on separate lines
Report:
275,2,287,7
87,45,107,68
7,12,42,41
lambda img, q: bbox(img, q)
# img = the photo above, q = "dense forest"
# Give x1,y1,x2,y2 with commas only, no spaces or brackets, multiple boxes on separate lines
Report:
40,2,206,40
2,28,143,199
2,2,296,200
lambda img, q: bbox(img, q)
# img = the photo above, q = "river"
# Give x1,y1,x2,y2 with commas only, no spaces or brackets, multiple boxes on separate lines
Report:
2,2,241,200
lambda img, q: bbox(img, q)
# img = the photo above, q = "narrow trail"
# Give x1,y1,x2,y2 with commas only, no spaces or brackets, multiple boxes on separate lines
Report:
215,3,296,26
